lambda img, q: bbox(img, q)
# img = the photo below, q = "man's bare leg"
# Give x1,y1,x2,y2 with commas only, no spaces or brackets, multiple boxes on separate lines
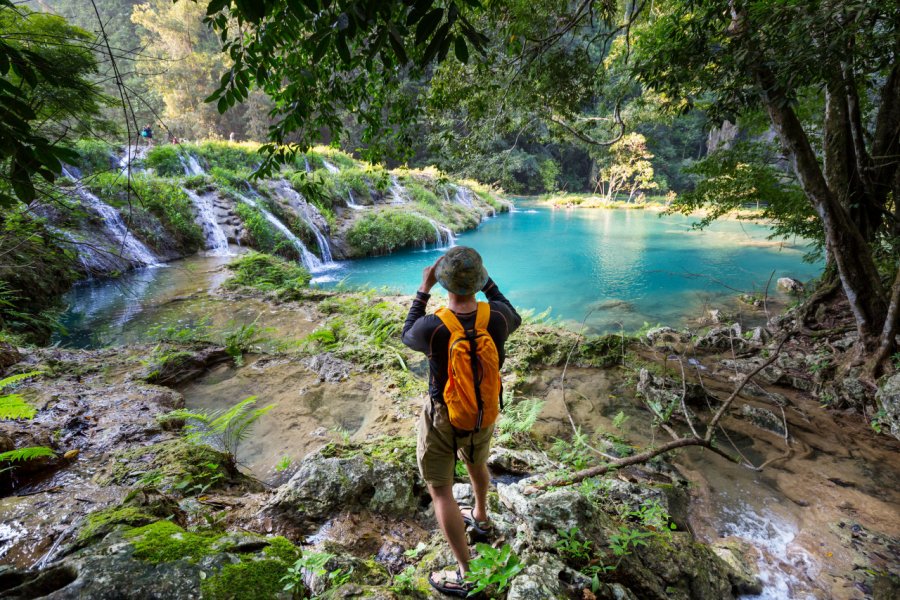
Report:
465,462,491,523
429,484,470,574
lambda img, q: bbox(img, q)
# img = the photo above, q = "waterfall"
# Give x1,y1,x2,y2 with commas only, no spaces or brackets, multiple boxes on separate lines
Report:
417,215,455,250
236,191,326,272
118,145,148,177
181,154,205,176
269,181,336,264
453,185,475,208
183,188,230,255
321,159,340,174
74,187,161,267
389,176,408,203
304,157,312,173
346,190,365,210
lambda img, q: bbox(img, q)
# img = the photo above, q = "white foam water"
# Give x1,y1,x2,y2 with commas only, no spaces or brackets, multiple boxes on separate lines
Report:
183,188,230,255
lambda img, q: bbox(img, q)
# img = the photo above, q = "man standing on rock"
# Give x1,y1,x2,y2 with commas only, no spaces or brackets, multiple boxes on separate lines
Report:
401,246,521,597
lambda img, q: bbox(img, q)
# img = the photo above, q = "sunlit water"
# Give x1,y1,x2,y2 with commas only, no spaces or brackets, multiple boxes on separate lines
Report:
327,204,821,332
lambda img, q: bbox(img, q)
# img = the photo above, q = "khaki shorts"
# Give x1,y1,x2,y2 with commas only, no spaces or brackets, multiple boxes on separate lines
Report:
417,401,494,488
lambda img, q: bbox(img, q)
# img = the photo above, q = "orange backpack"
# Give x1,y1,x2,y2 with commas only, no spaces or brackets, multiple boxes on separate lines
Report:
435,302,502,432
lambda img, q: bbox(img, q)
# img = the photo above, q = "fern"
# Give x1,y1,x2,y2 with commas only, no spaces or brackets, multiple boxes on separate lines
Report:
0,371,42,421
497,397,545,444
0,371,42,390
161,396,274,465
0,446,55,463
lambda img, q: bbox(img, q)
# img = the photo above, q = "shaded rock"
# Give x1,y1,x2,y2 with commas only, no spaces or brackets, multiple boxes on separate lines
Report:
711,539,763,595
452,483,473,505
487,447,552,475
875,373,900,440
839,376,869,407
0,342,21,372
739,405,786,437
637,369,710,413
748,327,770,345
738,294,763,308
303,352,352,383
776,277,804,293
143,344,231,386
267,443,425,531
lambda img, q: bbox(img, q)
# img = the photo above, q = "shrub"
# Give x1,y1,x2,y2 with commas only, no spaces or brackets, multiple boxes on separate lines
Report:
194,141,262,172
144,145,184,176
346,210,435,256
74,139,115,175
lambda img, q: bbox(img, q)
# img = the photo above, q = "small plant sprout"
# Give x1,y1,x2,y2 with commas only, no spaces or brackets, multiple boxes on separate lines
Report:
275,456,292,472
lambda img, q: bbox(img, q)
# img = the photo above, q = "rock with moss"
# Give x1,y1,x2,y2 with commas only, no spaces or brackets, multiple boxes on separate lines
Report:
875,373,900,440
506,553,586,600
224,251,312,299
0,523,303,600
266,439,425,531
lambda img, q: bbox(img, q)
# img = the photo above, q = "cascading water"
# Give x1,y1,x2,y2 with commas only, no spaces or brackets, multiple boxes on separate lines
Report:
181,154,205,176
304,157,312,173
269,181,336,264
389,176,408,203
236,191,325,272
183,188,230,255
345,190,365,210
416,215,455,250
74,187,161,267
321,159,340,174
453,185,475,208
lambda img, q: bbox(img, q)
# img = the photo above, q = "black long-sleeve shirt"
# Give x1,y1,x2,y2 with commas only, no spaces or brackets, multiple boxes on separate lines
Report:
401,278,522,404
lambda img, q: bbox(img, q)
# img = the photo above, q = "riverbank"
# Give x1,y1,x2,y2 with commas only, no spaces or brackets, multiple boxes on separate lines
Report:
539,192,770,223
2,252,898,598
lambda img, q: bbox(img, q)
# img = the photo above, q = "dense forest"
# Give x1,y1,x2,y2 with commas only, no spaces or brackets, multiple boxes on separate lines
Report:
1,1,898,599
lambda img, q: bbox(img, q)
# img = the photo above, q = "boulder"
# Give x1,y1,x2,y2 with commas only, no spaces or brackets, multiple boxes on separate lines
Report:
644,327,690,348
267,444,425,531
739,404,786,437
506,554,586,600
875,373,900,440
711,539,763,595
302,353,352,383
488,447,554,475
696,324,745,352
776,277,805,293
143,344,231,386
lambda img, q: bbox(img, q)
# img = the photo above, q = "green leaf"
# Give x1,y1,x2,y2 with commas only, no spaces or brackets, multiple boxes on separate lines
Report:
206,0,229,15
0,446,55,463
415,8,444,46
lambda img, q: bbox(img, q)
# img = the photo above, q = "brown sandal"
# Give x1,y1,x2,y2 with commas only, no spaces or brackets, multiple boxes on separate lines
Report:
428,568,474,598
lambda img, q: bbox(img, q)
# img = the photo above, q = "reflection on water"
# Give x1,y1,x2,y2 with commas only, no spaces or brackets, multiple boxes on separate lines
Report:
56,255,235,348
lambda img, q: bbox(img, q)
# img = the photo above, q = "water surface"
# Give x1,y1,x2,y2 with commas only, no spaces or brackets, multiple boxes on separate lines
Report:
330,204,821,332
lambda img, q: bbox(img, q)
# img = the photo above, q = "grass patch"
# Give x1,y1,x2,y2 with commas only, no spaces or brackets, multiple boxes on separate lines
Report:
224,252,310,299
126,521,223,563
233,202,301,261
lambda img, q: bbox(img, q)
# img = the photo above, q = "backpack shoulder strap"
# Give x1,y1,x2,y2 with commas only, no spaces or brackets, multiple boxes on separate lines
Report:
435,306,464,335
474,302,491,331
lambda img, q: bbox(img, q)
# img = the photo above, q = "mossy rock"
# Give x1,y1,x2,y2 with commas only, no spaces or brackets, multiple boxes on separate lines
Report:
99,438,254,495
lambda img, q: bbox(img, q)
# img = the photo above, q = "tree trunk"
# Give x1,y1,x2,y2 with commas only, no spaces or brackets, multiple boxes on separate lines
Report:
867,266,900,377
753,64,887,348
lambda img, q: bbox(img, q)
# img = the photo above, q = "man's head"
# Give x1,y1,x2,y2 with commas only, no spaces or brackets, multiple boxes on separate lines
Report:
435,246,488,298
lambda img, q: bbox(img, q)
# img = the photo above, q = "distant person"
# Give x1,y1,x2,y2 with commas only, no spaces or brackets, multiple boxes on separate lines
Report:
401,247,521,597
169,133,179,145
229,131,235,142
140,124,153,146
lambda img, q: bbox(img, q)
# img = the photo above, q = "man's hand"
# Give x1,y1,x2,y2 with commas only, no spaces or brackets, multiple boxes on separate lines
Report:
419,257,442,294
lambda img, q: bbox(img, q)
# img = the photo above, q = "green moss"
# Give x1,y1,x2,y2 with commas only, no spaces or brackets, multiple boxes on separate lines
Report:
126,521,224,563
319,436,416,467
224,252,311,299
506,325,628,372
77,506,158,543
201,536,301,600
